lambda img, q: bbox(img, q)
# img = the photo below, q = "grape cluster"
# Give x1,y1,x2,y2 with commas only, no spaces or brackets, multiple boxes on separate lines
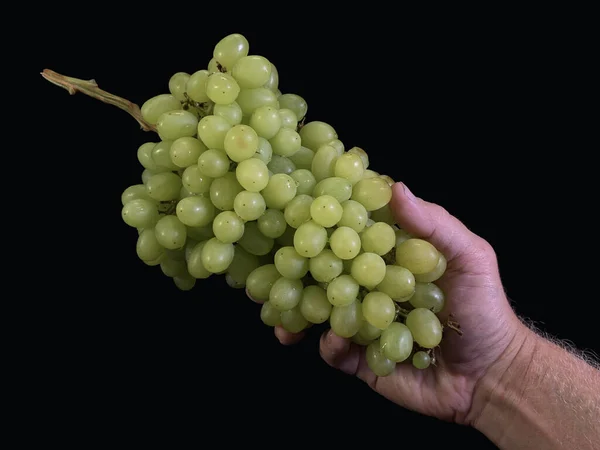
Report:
120,33,450,376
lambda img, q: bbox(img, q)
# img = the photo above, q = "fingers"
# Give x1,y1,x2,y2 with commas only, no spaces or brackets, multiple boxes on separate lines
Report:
274,326,305,345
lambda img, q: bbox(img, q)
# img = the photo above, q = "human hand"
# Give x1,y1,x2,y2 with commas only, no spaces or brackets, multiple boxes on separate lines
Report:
248,182,527,425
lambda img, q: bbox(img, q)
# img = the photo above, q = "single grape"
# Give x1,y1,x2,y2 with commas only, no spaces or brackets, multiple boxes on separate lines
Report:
351,177,392,211
261,173,297,210
238,221,274,256
141,94,181,125
330,299,363,338
154,215,187,250
224,124,259,162
362,292,395,330
329,227,361,260
412,351,431,369
311,145,339,181
213,101,243,125
293,220,328,257
376,265,416,301
360,222,396,255
395,238,440,274
299,285,331,324
186,241,211,279
327,274,360,306
260,301,282,326
232,55,272,89
201,237,235,273
206,72,240,105
362,169,379,178
254,137,273,164
213,33,249,70
263,63,279,91
197,149,230,178
181,165,213,194
408,282,445,313
236,88,278,116
176,195,215,227
174,273,196,291
328,139,345,156
414,253,447,283
299,121,337,151
212,210,245,243
347,146,369,170
170,137,207,168
395,228,412,247
357,321,383,342
137,142,159,170
267,155,296,175
226,273,244,289
278,94,307,120
270,127,301,157
288,146,314,170
351,252,386,288
249,105,282,139
369,204,395,226
233,190,266,221
210,172,243,211
283,194,313,229
257,209,287,238
338,200,368,232
156,110,198,141
168,72,190,101
197,115,232,149
246,264,280,302
366,341,396,377
405,308,443,348
379,322,413,362
227,245,259,285
151,140,178,171
160,257,187,278
186,70,210,103
270,277,303,311
334,152,364,184
136,228,165,262
309,249,343,282
312,177,352,203
280,306,309,333
290,169,316,196
274,246,309,279
278,109,297,129
121,184,154,205
310,195,343,228
122,199,159,228
235,158,269,192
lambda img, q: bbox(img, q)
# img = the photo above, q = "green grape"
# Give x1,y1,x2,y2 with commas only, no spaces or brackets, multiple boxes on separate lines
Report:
351,252,386,288
213,33,249,70
197,149,229,178
395,228,412,247
176,196,215,227
213,101,243,125
186,224,214,241
334,152,364,184
299,285,331,324
260,302,282,326
155,215,187,250
395,238,439,274
279,109,297,129
226,273,244,289
235,158,269,192
310,195,343,227
179,185,194,199
121,184,154,205
370,204,395,226
257,209,287,238
329,227,361,260
281,306,309,333
327,274,360,306
270,127,301,157
338,200,368,232
327,139,345,156
184,238,199,261
360,222,396,255
253,137,273,164
246,264,280,301
278,93,308,120
283,194,313,228
238,221,274,255
299,121,337,151
293,220,327,257
212,210,245,243
267,155,296,174
206,72,240,105
263,63,279,91
412,351,431,369
376,265,416,301
151,140,179,171
414,253,447,283
362,170,379,178
290,169,316,196
347,147,369,170
236,88,278,115
261,173,297,210
366,341,396,376
174,272,196,291
233,190,266,221
309,249,343,282
197,115,232,149
201,237,235,273
249,105,282,139
145,172,183,202
380,175,395,186
312,177,352,203
311,145,339,181
156,110,198,141
232,55,272,89
227,245,259,285
160,257,187,278
274,246,308,279
224,124,259,162
275,224,295,247
181,165,213,194
351,177,392,211
186,70,210,103
352,333,373,346
379,322,413,362
170,137,207,168
165,248,185,261
408,282,445,313
186,241,211,279
405,308,443,348
137,142,159,170
207,58,219,73
136,228,165,262
210,172,243,211
330,299,363,338
141,254,165,267
269,277,303,311
362,292,395,330
168,72,190,101
121,198,158,228
357,321,383,342
289,146,314,170
141,94,181,125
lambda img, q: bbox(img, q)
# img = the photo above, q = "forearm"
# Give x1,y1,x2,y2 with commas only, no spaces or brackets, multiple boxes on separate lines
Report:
472,326,600,450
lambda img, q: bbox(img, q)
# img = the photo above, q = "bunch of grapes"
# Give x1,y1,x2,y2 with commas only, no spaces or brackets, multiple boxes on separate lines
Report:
53,33,455,377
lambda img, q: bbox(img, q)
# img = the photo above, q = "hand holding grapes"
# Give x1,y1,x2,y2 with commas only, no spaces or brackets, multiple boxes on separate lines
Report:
262,182,527,425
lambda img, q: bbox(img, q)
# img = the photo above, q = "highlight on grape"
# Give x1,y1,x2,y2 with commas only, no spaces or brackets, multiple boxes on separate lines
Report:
43,33,462,377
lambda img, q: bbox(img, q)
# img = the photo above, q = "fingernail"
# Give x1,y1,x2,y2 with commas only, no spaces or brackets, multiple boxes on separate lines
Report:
402,183,416,203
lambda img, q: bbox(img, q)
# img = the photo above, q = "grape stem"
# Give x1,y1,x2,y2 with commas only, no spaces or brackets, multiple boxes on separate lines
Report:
40,69,157,132
395,304,411,319
445,313,463,336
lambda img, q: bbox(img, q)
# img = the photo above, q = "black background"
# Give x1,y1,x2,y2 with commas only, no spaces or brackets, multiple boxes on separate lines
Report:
30,10,597,448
